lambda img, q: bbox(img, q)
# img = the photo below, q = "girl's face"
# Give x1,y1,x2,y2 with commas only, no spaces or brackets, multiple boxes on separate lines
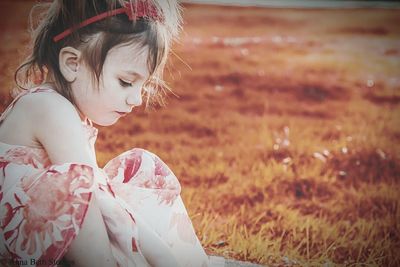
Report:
72,43,150,126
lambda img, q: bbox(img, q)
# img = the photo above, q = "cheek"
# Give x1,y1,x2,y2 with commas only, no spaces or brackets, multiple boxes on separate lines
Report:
98,88,124,111
72,87,91,112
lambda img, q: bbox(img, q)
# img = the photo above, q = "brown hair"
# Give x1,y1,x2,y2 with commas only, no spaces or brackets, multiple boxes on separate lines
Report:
14,0,182,107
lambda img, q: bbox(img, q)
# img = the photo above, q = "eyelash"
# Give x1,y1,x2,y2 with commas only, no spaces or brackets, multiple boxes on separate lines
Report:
119,79,132,87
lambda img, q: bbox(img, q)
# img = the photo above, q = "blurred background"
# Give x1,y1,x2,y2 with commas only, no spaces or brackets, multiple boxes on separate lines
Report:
0,1,399,266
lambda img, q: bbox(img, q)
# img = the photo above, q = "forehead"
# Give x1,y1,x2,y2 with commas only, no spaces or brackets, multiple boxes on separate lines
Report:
105,43,150,77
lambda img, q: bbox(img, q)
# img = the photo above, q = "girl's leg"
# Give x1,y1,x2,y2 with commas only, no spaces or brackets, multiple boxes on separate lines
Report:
64,195,117,267
103,148,210,267
134,213,181,267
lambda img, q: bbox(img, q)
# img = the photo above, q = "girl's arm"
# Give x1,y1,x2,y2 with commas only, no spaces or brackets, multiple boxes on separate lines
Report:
29,93,96,166
64,194,117,267
25,92,117,267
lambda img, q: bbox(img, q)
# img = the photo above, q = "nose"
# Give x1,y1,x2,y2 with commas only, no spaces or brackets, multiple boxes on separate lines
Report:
126,88,143,107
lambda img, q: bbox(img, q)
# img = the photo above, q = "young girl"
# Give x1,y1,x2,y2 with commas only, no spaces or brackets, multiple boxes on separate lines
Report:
0,1,223,266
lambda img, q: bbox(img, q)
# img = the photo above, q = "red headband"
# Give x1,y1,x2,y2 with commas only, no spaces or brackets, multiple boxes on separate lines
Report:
53,1,163,42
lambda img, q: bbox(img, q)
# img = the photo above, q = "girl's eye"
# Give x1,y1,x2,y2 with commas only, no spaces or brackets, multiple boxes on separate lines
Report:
119,79,132,87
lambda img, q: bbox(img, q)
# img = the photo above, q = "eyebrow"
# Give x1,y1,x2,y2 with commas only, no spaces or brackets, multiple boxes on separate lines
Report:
122,71,147,80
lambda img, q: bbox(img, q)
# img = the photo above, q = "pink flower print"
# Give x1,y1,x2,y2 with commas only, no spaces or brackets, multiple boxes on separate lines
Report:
154,174,167,188
0,203,13,229
123,150,143,183
66,164,95,192
20,173,39,191
103,157,123,179
0,159,10,172
169,212,197,245
155,189,179,206
4,147,50,168
131,237,138,252
14,164,94,255
154,156,171,177
0,159,10,190
154,172,181,206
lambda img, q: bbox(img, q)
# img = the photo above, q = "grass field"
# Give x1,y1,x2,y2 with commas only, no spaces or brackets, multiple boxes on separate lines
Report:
0,2,399,266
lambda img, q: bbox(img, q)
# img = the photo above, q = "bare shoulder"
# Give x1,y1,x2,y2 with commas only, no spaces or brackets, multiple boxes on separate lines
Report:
18,91,82,135
19,91,77,118
0,92,77,148
19,92,96,166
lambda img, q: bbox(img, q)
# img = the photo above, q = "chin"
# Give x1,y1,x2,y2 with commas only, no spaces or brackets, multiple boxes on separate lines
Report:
91,117,119,127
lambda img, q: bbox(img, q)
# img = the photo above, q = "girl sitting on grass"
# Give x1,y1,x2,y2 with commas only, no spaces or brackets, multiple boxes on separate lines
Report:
0,1,221,266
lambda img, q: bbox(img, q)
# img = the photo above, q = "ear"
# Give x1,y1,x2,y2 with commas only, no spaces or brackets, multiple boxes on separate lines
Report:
59,47,82,82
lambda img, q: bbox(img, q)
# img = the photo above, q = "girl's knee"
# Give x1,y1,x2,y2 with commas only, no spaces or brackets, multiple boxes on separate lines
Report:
104,148,181,193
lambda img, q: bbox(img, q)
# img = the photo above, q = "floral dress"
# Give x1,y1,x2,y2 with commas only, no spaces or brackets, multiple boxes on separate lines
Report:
0,87,218,267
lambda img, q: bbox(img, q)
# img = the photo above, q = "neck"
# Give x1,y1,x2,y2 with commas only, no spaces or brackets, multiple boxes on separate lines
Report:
76,108,89,124
42,77,88,124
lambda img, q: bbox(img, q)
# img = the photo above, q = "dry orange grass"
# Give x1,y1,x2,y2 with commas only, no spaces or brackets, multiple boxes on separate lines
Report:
1,2,399,266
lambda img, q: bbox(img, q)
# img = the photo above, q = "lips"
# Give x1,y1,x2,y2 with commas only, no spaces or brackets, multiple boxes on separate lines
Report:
116,111,129,116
